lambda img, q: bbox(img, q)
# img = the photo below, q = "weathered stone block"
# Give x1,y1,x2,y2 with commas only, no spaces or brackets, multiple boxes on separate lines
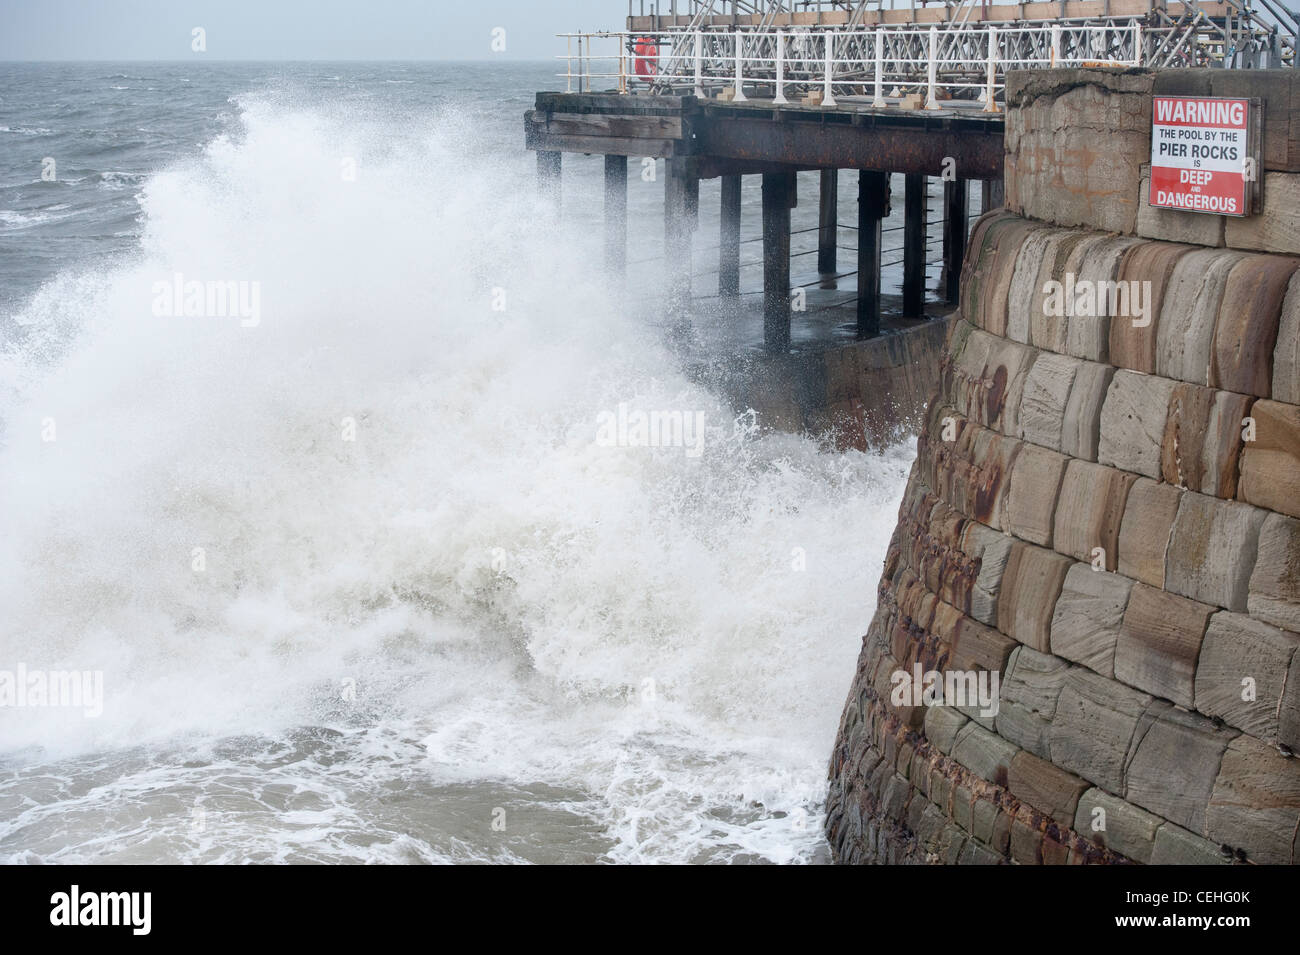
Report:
1125,703,1237,835
1004,443,1069,546
1009,751,1088,827
1248,513,1300,635
1160,384,1252,499
1049,668,1152,794
1225,172,1300,256
1059,361,1114,462
923,704,969,755
1050,562,1134,678
1195,611,1300,744
1237,399,1300,520
1064,236,1141,363
1149,823,1227,865
1073,787,1162,864
1155,249,1246,386
964,521,1015,626
1212,254,1299,398
1206,734,1300,864
1052,460,1137,569
1031,233,1103,355
1097,370,1176,479
1005,228,1059,344
1165,493,1267,611
1019,353,1081,451
1116,478,1182,588
1273,271,1300,404
950,721,1018,786
1110,240,1190,374
997,541,1073,652
1114,583,1214,707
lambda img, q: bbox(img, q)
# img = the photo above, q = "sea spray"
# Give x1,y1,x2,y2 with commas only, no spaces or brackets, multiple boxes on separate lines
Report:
0,96,912,863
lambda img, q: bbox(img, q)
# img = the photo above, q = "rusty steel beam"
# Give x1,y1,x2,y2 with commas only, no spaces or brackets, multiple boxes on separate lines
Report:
691,110,1003,179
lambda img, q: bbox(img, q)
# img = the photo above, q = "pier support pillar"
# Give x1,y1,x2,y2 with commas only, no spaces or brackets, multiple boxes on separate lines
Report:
719,174,742,299
604,155,627,278
942,177,969,306
762,170,795,354
817,169,838,278
981,176,1005,213
903,173,927,318
857,170,890,339
664,157,696,335
537,150,561,214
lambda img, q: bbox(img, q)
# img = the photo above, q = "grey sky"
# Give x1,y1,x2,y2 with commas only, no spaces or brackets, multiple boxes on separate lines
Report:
0,0,628,60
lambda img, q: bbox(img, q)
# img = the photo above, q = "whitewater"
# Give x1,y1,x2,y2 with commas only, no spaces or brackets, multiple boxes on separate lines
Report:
0,65,910,864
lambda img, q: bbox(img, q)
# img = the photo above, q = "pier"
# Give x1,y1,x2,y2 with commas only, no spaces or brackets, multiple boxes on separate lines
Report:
525,0,1298,441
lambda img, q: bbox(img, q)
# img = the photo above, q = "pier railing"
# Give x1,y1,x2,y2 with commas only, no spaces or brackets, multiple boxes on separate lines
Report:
559,12,1295,105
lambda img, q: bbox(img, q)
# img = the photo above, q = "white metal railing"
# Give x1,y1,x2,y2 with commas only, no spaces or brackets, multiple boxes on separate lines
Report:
559,23,1146,108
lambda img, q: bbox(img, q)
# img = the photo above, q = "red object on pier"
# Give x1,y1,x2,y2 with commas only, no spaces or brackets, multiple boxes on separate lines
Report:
633,37,658,81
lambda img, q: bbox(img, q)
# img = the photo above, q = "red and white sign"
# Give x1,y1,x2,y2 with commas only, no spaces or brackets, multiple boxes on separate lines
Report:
1149,96,1251,216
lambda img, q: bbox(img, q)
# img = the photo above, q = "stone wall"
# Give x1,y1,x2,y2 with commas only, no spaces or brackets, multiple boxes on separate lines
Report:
825,68,1300,865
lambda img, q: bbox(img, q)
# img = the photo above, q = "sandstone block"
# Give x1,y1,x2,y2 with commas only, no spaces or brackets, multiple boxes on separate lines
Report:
1018,352,1081,451
1073,787,1162,864
1206,734,1300,864
1195,611,1300,744
1150,823,1228,865
1273,271,1300,404
1224,172,1300,255
1052,460,1137,569
1050,562,1134,678
1005,228,1058,344
1009,751,1088,827
1211,254,1299,397
1110,240,1190,374
963,521,1015,626
1114,583,1214,707
1030,233,1103,355
997,541,1073,652
1125,703,1237,835
1004,443,1069,546
1097,369,1176,479
1237,399,1300,520
1064,236,1141,363
1116,478,1182,588
950,721,1018,786
996,646,1069,758
1155,249,1246,386
1059,361,1114,462
1160,383,1252,497
1248,512,1300,635
1049,668,1152,794
1165,493,1267,611
923,704,969,755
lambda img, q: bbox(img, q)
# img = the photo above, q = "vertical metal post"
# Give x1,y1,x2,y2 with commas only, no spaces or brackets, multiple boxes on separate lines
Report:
1131,22,1142,66
873,27,886,108
719,174,742,298
733,30,747,101
984,26,999,111
942,177,969,305
1051,24,1062,65
762,170,794,353
694,30,704,97
604,154,628,277
818,169,838,276
857,170,889,339
774,31,788,104
925,25,939,109
823,32,837,106
903,173,927,317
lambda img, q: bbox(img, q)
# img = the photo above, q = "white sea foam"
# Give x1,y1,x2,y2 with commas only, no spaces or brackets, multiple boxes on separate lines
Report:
0,97,910,863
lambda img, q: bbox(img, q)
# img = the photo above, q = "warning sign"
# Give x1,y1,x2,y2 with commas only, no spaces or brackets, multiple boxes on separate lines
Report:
1149,96,1253,216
